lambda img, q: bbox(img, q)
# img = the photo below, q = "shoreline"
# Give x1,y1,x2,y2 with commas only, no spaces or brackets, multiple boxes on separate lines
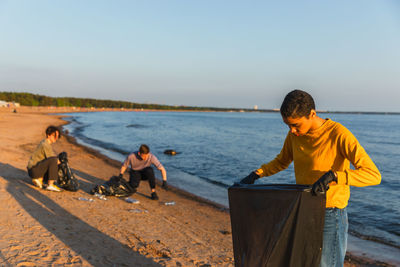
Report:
56,108,400,266
0,106,398,266
0,108,234,266
57,109,400,267
61,116,229,212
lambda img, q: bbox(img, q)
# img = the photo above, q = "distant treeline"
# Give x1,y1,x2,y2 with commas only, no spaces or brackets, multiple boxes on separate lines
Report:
0,91,253,112
1,92,398,115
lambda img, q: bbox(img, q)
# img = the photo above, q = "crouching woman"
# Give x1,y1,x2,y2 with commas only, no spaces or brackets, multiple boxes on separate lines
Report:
27,125,62,192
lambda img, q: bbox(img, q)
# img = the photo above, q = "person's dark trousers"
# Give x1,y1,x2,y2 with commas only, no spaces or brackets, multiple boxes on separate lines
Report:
129,167,156,190
27,157,58,184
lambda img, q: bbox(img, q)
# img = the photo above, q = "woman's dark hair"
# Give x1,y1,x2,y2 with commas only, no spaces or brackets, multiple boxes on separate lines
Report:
139,144,150,154
45,126,60,137
280,90,315,118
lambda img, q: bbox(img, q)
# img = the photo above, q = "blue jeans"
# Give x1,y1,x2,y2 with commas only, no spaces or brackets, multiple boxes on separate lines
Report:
320,207,348,267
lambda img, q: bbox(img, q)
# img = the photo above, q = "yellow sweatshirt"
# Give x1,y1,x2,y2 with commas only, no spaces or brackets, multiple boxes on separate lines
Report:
257,119,381,208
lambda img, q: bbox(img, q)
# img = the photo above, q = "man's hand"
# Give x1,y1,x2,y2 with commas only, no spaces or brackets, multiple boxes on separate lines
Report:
312,171,337,195
239,172,259,184
162,180,168,190
118,173,123,179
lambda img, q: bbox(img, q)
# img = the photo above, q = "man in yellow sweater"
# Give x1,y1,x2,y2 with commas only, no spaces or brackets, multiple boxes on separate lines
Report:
240,90,381,267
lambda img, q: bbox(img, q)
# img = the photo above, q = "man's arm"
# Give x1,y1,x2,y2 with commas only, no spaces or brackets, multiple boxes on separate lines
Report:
120,165,127,176
336,129,381,187
239,133,292,184
257,132,293,177
150,155,168,189
119,155,131,177
312,128,381,195
158,166,168,189
150,155,166,181
159,166,167,181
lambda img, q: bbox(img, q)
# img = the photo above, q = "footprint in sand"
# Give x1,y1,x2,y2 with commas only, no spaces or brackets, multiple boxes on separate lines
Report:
9,245,23,251
25,250,40,256
17,262,37,266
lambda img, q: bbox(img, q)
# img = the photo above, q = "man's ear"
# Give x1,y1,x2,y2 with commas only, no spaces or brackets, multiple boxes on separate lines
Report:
309,109,316,119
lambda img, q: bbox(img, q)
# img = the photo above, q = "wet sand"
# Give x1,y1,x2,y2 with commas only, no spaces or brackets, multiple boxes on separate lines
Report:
0,106,397,266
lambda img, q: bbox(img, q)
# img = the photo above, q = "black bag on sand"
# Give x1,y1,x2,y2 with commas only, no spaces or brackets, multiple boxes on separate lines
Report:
90,176,135,197
228,184,326,267
57,152,79,192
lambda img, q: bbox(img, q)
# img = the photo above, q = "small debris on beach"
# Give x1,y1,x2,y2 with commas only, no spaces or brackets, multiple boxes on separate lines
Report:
77,197,94,202
125,197,140,204
129,209,148,213
94,193,107,200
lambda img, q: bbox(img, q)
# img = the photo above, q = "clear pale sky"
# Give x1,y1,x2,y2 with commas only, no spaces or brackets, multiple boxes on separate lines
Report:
1,0,399,112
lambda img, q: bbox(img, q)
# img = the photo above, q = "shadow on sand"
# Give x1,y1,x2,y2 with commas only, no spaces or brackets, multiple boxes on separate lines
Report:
0,162,160,266
0,250,12,267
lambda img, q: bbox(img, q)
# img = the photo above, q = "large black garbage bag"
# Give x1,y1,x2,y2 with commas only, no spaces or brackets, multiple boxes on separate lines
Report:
57,152,79,191
90,176,135,197
228,184,326,267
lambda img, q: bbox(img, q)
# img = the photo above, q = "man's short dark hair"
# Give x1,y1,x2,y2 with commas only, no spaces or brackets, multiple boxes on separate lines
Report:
46,126,60,137
280,90,316,118
139,144,150,154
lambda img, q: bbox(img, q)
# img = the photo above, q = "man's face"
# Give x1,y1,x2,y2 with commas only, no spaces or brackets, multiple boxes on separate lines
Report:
139,153,150,161
48,131,59,143
283,115,313,136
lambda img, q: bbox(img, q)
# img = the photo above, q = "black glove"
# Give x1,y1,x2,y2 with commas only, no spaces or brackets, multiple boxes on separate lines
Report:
239,172,259,184
58,152,68,163
162,180,168,190
312,171,337,195
118,173,123,179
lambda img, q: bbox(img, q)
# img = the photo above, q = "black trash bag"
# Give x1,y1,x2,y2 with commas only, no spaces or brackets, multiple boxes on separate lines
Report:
90,176,135,197
228,184,326,267
57,152,79,191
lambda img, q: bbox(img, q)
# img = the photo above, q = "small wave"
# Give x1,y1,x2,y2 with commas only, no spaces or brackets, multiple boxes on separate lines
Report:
65,117,84,125
371,140,400,146
73,132,130,156
176,169,232,188
349,230,400,249
126,124,148,128
197,176,231,188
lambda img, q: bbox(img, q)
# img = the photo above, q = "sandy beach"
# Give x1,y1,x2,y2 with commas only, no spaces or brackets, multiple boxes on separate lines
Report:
0,107,396,266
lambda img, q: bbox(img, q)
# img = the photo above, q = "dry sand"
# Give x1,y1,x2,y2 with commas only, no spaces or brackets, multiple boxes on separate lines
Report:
0,107,395,266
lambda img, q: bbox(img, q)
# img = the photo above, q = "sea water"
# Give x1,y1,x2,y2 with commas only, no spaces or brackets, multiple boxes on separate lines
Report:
62,111,400,249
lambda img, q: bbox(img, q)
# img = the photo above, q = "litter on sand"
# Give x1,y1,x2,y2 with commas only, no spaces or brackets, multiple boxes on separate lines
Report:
129,209,148,213
125,197,140,204
78,197,94,202
94,193,107,200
